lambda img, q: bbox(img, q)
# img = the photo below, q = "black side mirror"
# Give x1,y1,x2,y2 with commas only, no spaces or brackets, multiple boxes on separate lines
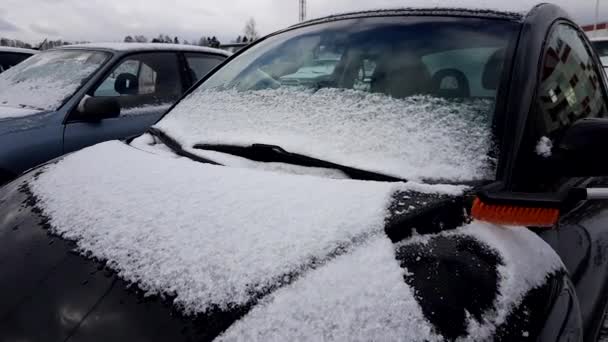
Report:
78,96,121,120
553,118,608,176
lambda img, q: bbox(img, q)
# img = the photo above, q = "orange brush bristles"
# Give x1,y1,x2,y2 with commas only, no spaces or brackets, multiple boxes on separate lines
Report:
471,197,559,227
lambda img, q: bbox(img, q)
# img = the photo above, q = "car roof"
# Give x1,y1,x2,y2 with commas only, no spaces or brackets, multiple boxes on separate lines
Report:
289,7,528,30
0,46,38,54
55,42,231,56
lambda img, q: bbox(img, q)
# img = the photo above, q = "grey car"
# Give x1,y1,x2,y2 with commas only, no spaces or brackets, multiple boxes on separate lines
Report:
0,43,230,184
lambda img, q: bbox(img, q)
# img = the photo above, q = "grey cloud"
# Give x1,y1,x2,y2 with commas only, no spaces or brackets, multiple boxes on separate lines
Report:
0,0,605,44
29,23,60,36
0,17,19,32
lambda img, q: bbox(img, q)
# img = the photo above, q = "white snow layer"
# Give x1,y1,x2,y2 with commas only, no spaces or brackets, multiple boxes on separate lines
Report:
30,141,564,341
401,222,564,341
31,141,459,315
217,235,441,342
0,105,41,120
155,88,496,181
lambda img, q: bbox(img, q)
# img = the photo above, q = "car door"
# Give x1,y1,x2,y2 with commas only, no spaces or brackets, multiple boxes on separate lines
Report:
184,52,225,84
63,52,183,154
514,22,608,341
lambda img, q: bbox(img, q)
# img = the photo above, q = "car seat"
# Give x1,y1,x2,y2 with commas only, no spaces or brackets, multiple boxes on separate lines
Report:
114,73,139,95
431,69,470,98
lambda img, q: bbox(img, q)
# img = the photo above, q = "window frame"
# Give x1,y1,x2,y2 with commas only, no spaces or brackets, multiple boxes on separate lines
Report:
183,52,226,84
0,52,33,72
510,20,608,191
74,51,184,118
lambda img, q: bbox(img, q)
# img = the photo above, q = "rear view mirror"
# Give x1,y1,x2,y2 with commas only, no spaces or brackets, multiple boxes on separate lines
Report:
553,118,608,176
78,96,120,120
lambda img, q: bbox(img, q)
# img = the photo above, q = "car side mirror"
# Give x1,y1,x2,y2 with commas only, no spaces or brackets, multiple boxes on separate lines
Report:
552,118,608,177
78,96,120,120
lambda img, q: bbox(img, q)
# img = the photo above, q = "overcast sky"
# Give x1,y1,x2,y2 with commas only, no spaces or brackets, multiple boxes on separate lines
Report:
1,0,606,44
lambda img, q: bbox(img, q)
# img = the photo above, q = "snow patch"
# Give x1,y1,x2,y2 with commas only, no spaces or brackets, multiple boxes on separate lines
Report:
0,105,42,120
400,221,564,340
535,136,553,158
218,235,441,342
31,141,457,315
156,88,496,181
121,103,172,116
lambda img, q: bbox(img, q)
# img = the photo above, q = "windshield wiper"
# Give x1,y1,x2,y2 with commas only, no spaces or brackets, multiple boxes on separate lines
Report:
146,128,220,166
193,143,406,183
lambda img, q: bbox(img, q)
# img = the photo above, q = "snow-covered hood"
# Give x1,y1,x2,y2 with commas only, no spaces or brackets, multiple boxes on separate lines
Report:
27,141,564,340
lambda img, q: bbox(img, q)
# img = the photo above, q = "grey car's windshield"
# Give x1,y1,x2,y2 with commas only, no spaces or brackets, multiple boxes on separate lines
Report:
0,49,109,111
156,17,518,182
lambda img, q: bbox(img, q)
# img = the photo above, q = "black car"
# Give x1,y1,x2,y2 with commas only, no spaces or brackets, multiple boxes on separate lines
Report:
0,46,36,73
2,4,608,342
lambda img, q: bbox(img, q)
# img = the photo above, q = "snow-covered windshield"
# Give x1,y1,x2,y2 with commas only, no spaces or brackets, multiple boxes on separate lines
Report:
156,17,517,181
0,49,109,111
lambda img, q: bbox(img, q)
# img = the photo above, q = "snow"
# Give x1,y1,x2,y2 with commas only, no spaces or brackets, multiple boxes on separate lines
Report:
0,49,107,112
31,141,460,316
401,222,564,340
156,88,496,181
0,46,37,54
217,235,441,342
62,43,230,56
121,103,173,116
30,140,563,340
535,136,553,158
0,105,42,120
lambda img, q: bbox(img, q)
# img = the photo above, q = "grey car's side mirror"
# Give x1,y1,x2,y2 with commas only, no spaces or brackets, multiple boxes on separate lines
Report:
78,96,121,120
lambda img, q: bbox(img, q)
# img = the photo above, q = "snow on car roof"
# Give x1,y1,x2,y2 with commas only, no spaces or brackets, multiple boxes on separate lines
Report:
58,42,231,56
590,36,608,42
0,46,38,54
289,3,532,30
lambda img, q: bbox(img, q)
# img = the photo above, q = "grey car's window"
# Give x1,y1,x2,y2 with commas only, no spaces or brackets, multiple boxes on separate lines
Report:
0,53,32,73
185,53,224,82
92,52,182,114
536,24,606,138
0,49,109,111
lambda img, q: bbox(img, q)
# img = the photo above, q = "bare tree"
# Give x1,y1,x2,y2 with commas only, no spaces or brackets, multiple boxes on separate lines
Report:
243,18,259,41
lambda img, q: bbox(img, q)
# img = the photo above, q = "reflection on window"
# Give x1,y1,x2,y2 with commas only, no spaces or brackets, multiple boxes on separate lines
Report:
538,24,605,137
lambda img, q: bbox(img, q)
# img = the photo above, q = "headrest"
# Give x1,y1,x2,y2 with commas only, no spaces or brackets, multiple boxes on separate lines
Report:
482,49,506,91
114,73,139,95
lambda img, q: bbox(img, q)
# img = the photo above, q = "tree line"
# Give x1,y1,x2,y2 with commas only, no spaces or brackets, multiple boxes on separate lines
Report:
0,17,260,51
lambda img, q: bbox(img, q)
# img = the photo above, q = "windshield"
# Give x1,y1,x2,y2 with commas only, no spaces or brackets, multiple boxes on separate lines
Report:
155,16,517,182
0,49,110,111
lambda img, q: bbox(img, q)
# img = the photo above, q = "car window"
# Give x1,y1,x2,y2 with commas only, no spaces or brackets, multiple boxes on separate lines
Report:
536,24,607,139
92,52,182,114
185,53,224,82
515,24,608,190
0,53,32,73
422,48,502,98
158,18,518,182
